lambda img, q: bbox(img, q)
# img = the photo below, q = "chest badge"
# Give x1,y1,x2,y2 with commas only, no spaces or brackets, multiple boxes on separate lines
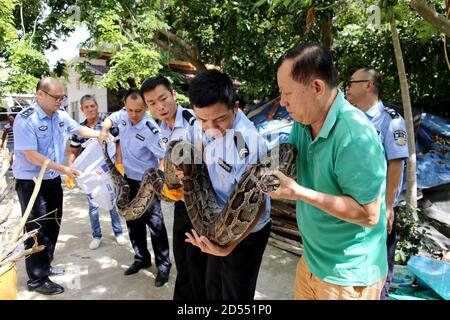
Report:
217,158,232,173
135,133,145,141
38,125,48,131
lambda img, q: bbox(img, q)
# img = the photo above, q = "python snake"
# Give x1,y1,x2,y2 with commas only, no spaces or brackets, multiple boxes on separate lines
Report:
103,140,296,244
165,141,297,246
102,141,167,221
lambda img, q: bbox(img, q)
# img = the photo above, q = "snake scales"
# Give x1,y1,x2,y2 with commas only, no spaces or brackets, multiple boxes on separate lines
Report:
102,141,167,221
102,140,296,245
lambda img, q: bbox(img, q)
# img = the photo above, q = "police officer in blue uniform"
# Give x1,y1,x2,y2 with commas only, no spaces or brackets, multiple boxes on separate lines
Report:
68,94,126,250
100,89,172,287
183,70,272,300
13,77,102,295
141,75,207,300
346,68,409,299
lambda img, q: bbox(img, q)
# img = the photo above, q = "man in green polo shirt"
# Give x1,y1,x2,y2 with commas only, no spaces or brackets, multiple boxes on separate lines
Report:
268,44,388,300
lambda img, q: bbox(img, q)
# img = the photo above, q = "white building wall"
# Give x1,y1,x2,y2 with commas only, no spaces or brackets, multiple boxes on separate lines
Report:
66,57,108,122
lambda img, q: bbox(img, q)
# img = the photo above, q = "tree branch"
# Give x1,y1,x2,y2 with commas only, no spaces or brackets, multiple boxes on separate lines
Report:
153,39,194,64
29,7,43,47
19,3,25,41
410,0,450,37
153,38,207,71
0,202,13,226
156,29,194,55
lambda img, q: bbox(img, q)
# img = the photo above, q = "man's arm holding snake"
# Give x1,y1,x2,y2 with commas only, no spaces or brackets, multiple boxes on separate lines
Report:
185,197,266,257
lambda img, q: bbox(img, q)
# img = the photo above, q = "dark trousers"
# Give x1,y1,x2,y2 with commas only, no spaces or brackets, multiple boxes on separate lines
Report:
172,200,208,300
381,209,398,300
205,221,271,300
15,177,63,288
125,177,171,273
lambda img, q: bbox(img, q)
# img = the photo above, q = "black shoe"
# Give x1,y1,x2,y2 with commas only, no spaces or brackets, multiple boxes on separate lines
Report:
155,271,169,287
49,266,65,277
124,261,151,276
29,280,64,295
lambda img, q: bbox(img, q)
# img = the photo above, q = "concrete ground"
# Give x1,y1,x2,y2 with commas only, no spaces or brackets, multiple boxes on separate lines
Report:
1,177,298,300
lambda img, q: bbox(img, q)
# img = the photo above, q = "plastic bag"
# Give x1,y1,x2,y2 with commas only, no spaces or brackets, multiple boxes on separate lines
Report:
71,139,117,211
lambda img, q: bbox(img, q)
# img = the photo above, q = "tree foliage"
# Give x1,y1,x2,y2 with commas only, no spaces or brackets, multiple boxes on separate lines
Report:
71,0,165,90
164,0,309,100
0,0,448,112
0,0,75,94
334,0,449,114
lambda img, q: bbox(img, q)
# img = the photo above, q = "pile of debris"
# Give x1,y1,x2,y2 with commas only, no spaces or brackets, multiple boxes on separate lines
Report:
269,199,302,256
0,154,48,287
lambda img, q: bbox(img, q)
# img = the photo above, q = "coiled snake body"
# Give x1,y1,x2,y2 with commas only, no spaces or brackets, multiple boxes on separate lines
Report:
102,142,167,221
165,141,297,246
103,140,296,245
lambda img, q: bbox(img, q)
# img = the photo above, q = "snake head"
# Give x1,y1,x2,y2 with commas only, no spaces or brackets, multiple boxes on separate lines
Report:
257,172,280,194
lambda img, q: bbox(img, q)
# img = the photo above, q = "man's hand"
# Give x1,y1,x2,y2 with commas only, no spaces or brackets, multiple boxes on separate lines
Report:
185,229,232,257
115,163,125,176
386,206,395,234
172,165,184,186
161,184,183,201
267,170,301,200
98,131,112,145
63,166,80,179
65,176,75,189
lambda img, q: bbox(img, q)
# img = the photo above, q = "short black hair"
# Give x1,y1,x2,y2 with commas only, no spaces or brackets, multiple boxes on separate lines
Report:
276,43,339,88
124,88,142,102
360,67,382,96
140,75,173,96
80,94,97,106
189,69,235,109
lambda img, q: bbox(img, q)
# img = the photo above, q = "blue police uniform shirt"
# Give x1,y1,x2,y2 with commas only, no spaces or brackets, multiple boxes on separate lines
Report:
109,108,165,181
13,101,81,180
203,109,271,233
159,105,203,147
365,101,409,206
70,119,119,154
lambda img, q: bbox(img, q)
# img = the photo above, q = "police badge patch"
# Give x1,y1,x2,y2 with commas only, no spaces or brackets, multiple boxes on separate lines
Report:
21,107,35,118
121,120,127,126
394,130,407,146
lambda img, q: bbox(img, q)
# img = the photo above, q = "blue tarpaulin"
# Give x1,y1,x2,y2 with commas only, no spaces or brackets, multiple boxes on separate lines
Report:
248,100,450,189
407,255,450,300
414,113,450,189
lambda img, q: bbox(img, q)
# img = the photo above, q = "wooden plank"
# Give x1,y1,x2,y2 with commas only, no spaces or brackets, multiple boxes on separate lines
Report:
271,225,301,239
272,218,298,230
270,231,302,247
268,237,303,256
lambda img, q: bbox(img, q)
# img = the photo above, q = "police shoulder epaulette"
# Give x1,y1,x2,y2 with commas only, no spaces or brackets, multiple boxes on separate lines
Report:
146,121,160,134
182,109,196,126
384,106,400,119
20,107,35,118
234,131,249,159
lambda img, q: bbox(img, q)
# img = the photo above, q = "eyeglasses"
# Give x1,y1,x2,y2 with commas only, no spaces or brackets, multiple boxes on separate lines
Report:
41,90,67,102
346,80,370,87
